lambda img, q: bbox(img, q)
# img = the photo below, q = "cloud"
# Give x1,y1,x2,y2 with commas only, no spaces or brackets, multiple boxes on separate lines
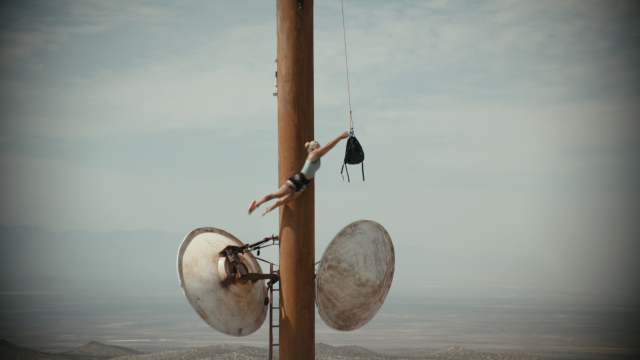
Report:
1,1,279,139
3,0,638,141
312,0,640,198
315,0,640,107
1,24,277,138
0,0,172,70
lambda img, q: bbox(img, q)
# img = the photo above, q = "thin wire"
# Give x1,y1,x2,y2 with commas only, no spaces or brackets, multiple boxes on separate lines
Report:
341,0,353,132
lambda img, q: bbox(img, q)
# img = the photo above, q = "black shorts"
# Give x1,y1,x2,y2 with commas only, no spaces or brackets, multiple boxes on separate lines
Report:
286,173,311,192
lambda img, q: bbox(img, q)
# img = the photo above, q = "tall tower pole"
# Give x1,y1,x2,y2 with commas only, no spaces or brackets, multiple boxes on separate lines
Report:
276,0,315,359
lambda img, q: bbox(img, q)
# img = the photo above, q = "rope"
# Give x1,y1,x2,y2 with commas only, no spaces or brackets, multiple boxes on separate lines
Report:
341,0,354,133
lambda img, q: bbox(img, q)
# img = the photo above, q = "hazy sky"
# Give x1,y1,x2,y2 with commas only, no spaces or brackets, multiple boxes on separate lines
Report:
1,1,639,300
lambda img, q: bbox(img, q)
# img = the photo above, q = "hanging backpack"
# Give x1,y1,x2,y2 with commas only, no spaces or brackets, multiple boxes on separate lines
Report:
341,132,365,182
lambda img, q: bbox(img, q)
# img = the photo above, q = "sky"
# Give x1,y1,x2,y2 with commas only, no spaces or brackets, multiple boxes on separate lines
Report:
1,0,639,304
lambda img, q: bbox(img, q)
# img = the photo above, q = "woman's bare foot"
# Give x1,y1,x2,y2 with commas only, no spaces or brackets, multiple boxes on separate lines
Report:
262,206,272,217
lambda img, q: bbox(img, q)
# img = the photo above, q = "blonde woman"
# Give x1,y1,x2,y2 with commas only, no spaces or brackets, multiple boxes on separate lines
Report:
248,132,350,216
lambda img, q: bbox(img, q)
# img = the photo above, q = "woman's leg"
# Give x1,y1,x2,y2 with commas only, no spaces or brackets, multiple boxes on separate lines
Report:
255,182,295,208
262,190,302,216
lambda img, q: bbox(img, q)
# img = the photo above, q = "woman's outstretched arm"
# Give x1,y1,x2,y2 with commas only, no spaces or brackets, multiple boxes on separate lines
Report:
309,132,349,161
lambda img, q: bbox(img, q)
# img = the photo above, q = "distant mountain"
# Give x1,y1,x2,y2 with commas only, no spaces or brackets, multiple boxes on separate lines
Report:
316,343,389,358
0,339,67,360
0,340,545,360
114,343,269,360
415,346,543,360
61,341,143,359
113,343,391,360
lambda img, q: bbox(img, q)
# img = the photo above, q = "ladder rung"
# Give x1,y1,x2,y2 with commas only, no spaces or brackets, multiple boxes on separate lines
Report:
273,344,279,347
272,325,279,327
272,288,280,291
272,307,280,309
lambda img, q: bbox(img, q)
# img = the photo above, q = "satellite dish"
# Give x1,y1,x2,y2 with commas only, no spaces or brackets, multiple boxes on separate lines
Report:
316,220,395,331
177,227,268,336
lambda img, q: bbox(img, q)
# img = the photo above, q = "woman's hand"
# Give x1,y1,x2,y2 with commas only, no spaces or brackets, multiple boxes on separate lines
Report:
310,131,351,161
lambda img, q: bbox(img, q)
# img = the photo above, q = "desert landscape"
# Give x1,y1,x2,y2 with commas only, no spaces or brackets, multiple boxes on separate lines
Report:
2,339,553,360
2,289,638,360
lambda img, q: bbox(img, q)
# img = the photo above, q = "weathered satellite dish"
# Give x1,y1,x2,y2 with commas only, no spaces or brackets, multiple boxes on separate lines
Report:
177,227,267,336
316,220,395,331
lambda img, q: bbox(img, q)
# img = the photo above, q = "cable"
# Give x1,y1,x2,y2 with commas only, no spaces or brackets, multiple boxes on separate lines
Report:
341,0,354,133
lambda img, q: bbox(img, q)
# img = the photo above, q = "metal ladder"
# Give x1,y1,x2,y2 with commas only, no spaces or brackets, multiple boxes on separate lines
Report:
268,263,280,360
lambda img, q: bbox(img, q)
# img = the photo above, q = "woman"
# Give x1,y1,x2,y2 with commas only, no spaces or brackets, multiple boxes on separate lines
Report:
248,131,350,216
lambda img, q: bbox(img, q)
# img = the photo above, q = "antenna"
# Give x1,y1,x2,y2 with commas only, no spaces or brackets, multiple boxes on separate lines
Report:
316,220,395,331
176,220,394,357
177,227,278,336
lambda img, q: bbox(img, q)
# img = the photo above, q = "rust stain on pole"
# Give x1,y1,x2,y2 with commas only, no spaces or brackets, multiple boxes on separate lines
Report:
276,0,315,359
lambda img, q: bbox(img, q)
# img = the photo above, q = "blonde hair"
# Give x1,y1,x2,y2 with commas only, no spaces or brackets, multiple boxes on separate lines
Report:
305,141,320,153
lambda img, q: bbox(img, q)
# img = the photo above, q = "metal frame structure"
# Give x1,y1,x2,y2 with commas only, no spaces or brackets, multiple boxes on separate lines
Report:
268,262,280,360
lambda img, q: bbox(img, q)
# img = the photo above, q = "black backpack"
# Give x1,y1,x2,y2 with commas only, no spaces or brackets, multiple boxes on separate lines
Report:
341,133,365,182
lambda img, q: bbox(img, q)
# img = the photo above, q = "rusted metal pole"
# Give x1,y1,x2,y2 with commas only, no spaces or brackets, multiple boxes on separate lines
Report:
276,0,315,359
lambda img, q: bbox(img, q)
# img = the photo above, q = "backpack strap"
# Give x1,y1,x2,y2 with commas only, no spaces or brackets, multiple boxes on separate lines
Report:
361,161,364,181
340,161,350,182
